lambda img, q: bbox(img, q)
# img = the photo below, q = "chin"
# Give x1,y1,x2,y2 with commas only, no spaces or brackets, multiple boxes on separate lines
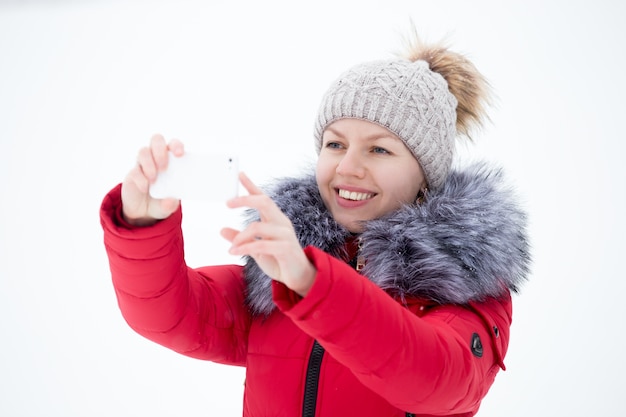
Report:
332,209,370,233
340,219,365,234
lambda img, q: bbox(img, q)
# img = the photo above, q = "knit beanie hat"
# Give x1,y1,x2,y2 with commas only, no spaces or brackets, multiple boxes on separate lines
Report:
313,39,491,190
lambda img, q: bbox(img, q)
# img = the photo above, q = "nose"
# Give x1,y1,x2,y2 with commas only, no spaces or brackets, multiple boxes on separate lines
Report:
336,148,366,178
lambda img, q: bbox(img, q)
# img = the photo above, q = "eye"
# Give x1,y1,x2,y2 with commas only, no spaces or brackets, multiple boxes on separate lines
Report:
372,146,391,155
325,141,344,149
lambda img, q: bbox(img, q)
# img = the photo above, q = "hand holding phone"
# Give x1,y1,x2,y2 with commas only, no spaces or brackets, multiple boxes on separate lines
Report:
149,152,239,202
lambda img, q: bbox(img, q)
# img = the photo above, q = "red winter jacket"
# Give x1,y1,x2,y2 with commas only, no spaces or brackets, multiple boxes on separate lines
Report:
101,180,522,417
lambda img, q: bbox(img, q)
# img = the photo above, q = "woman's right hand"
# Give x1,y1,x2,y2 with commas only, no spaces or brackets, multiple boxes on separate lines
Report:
121,134,184,226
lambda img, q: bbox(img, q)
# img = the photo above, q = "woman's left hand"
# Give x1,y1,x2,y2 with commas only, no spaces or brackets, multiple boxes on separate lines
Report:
221,172,317,296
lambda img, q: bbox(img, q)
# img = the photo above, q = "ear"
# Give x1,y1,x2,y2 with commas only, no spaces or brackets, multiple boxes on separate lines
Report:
416,187,429,204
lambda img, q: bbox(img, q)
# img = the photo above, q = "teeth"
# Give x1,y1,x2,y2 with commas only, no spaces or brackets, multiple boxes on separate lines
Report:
338,189,374,201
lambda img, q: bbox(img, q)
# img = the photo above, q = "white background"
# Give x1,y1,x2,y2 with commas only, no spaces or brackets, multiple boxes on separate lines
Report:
1,0,624,415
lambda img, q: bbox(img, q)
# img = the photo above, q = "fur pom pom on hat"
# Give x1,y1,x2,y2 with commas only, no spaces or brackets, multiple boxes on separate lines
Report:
314,37,491,190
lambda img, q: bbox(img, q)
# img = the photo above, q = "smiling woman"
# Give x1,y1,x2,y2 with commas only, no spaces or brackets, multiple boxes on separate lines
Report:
316,119,426,233
100,27,531,417
2,0,625,415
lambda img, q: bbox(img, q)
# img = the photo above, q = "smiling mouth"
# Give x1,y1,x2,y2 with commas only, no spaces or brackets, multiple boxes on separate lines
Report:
338,189,376,201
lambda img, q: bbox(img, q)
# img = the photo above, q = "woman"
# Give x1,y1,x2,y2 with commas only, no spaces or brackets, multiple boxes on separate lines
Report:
100,35,531,416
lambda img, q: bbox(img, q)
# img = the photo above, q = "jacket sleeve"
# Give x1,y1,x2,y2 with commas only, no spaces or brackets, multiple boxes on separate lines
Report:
273,245,511,415
100,184,251,366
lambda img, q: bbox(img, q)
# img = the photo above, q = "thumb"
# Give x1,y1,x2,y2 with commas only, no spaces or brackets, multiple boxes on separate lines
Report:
148,198,180,220
160,198,180,215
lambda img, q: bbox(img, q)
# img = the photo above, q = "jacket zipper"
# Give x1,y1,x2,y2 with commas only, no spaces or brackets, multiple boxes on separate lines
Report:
301,240,414,416
355,237,366,271
301,239,363,416
302,340,325,417
348,237,366,271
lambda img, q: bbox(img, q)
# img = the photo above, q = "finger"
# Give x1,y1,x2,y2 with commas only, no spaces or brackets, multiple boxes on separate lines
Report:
157,198,180,216
220,227,240,243
125,164,151,193
168,138,185,157
227,173,290,224
229,223,297,257
137,146,158,182
238,172,264,195
227,194,288,225
142,196,179,219
150,134,169,171
226,193,271,210
228,221,278,247
229,237,289,258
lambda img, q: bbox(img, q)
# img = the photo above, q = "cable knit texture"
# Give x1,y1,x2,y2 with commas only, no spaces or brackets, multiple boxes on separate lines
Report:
243,162,531,316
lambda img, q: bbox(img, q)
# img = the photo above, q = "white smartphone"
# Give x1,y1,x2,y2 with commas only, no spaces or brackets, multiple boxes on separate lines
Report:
149,152,239,201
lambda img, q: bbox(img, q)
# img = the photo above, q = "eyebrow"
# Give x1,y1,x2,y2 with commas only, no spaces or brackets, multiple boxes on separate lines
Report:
324,126,400,142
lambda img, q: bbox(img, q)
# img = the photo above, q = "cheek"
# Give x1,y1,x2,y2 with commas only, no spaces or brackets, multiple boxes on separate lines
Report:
381,171,423,206
383,183,417,207
399,184,421,204
315,160,334,198
315,157,334,185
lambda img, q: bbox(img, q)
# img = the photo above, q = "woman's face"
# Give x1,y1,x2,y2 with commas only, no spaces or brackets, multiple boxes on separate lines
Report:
316,118,426,233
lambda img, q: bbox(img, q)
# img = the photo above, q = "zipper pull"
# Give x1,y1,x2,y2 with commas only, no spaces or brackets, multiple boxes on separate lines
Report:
355,237,366,272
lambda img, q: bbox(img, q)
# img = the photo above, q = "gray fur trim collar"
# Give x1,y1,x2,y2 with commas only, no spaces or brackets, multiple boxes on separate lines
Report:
243,162,531,316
